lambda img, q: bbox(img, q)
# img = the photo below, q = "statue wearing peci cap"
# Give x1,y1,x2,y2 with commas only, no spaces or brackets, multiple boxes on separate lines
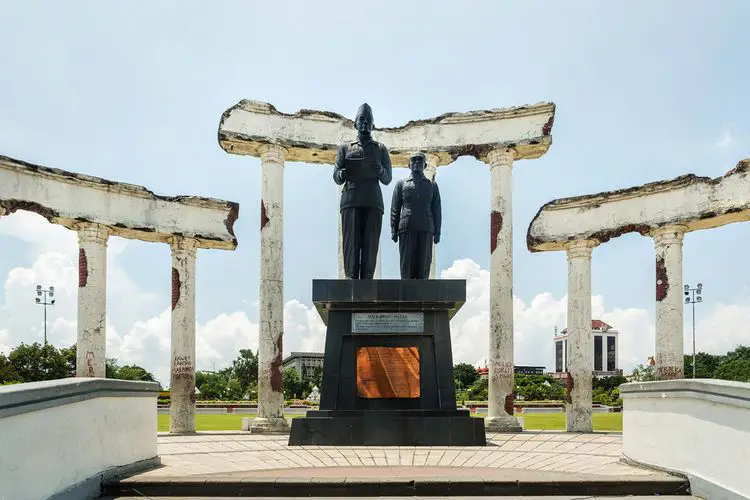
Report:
333,103,393,279
390,152,442,279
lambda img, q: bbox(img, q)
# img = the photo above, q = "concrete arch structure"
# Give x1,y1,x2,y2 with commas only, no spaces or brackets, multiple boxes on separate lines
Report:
0,154,240,434
526,158,750,431
218,99,557,433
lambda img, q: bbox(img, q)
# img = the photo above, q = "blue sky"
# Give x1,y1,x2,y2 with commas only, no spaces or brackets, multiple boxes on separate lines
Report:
1,1,748,383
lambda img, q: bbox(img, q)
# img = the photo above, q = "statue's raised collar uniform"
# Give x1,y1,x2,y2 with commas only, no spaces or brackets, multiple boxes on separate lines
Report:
332,103,393,279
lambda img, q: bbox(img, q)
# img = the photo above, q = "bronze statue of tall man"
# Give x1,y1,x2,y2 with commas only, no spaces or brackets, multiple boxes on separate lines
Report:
333,103,392,279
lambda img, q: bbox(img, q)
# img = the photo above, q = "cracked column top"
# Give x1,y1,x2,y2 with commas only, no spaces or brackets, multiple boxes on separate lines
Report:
0,154,239,250
218,100,556,167
527,159,750,252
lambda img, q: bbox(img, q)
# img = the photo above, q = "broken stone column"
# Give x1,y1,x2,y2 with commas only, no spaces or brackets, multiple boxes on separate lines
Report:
252,144,289,433
564,239,598,432
169,236,198,434
425,153,439,279
484,148,521,432
651,225,686,380
75,223,109,378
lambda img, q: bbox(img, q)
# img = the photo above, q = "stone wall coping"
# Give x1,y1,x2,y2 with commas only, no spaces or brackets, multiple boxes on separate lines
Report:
621,379,750,408
0,377,161,418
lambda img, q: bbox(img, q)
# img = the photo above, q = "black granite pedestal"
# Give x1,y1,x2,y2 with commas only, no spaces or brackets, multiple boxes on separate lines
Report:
288,279,486,446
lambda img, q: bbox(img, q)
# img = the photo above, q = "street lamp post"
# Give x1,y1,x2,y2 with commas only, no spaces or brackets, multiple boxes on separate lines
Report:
35,284,56,345
684,283,703,379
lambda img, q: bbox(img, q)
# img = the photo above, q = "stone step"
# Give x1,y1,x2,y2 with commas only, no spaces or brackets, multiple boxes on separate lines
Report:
101,474,692,497
103,497,702,500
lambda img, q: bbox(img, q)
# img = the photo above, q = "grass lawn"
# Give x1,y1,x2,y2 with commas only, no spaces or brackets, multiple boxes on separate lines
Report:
157,412,622,432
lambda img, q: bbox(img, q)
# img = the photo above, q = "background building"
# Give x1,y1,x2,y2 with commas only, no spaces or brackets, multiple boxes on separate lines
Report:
553,320,622,377
281,352,324,377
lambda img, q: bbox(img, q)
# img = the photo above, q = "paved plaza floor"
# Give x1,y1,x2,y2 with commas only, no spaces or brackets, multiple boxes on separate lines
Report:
104,432,692,497
131,431,664,478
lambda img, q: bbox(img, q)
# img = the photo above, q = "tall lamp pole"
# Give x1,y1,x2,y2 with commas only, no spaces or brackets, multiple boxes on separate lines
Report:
35,284,56,345
684,283,703,379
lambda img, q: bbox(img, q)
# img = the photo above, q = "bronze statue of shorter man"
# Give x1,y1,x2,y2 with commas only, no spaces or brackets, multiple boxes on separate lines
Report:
333,103,393,279
390,152,442,279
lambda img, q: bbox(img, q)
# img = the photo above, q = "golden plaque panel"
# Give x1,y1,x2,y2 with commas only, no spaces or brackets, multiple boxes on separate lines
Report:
356,346,420,399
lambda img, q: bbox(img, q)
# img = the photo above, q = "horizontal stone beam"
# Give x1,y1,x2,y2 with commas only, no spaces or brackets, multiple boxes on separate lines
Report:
218,100,556,167
0,155,239,250
527,159,750,252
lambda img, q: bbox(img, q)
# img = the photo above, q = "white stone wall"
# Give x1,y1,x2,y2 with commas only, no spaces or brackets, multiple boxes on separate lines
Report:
0,154,238,249
622,379,750,499
219,100,555,166
0,379,159,500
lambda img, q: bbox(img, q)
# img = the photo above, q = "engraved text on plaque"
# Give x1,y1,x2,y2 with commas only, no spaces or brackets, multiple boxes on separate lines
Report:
352,312,424,333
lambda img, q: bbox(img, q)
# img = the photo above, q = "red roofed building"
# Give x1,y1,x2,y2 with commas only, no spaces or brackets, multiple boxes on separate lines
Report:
552,320,621,378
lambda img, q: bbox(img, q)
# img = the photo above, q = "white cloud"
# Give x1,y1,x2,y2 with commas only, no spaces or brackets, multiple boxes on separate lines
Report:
715,129,733,147
1,212,748,387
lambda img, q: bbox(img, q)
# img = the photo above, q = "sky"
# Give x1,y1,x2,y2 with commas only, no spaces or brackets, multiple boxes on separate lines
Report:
0,1,749,387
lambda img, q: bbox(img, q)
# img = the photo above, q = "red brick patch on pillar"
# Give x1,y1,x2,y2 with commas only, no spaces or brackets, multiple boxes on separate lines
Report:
490,211,503,253
504,393,514,416
78,248,88,287
655,256,669,302
171,267,181,311
565,374,574,404
260,200,269,230
270,336,283,392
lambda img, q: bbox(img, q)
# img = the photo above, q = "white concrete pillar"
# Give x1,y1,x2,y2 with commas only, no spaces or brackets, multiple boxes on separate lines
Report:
75,223,109,378
337,184,345,279
169,236,198,434
252,144,289,433
425,153,439,279
485,148,521,432
651,225,686,380
564,239,598,432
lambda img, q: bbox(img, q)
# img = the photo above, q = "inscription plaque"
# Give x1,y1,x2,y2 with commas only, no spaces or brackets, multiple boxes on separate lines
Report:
356,346,420,399
352,312,424,333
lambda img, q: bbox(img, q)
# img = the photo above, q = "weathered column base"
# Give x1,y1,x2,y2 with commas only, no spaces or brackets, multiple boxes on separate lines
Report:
246,417,290,434
485,417,522,433
484,414,522,433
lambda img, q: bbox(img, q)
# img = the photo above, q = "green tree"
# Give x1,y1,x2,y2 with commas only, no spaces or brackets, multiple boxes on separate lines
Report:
7,343,71,382
684,352,723,379
232,349,259,391
116,364,157,382
453,363,478,391
592,375,628,392
467,377,488,400
59,344,76,376
0,353,21,384
714,346,750,382
106,358,120,378
282,367,313,400
224,378,245,400
631,364,656,382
